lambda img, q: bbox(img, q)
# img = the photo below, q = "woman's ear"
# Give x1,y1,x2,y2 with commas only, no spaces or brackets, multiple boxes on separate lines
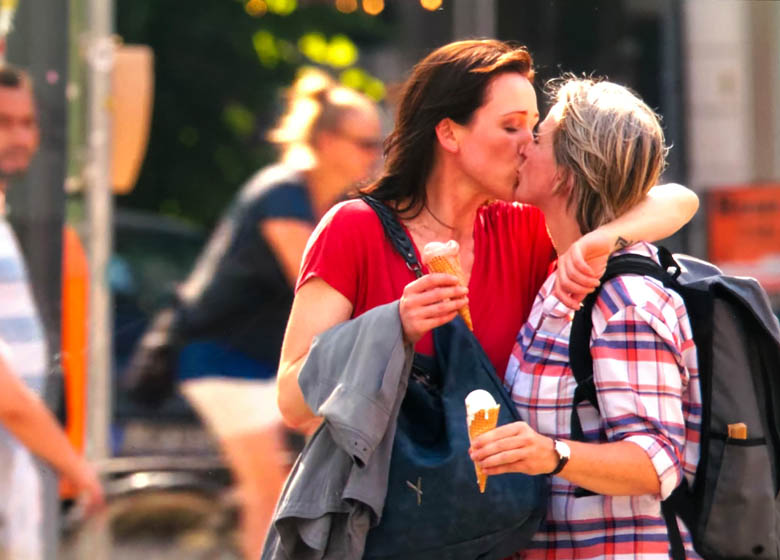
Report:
434,118,460,153
553,168,574,198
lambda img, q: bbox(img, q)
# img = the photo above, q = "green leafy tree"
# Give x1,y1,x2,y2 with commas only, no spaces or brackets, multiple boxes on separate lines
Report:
116,0,392,227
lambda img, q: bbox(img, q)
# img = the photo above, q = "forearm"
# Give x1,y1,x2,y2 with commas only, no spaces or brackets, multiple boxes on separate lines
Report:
276,355,319,431
472,421,661,496
596,183,699,249
277,277,354,431
1,385,90,483
557,439,660,496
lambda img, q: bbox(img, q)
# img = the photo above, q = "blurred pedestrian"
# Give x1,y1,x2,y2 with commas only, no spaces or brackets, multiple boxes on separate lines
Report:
0,64,104,560
132,67,382,559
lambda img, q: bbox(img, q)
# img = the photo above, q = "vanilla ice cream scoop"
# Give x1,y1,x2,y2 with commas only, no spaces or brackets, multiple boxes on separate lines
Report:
465,389,500,493
465,389,498,426
422,239,460,263
421,240,473,330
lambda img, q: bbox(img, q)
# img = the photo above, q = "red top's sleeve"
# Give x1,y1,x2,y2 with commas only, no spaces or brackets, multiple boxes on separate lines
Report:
296,199,435,353
297,200,367,303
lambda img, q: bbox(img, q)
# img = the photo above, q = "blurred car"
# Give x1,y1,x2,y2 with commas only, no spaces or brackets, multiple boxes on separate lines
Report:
108,209,217,455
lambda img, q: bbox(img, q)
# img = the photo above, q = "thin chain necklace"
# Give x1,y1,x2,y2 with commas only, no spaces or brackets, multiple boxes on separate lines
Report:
424,202,455,230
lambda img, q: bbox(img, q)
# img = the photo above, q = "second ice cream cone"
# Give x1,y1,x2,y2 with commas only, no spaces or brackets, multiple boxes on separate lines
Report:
468,405,500,492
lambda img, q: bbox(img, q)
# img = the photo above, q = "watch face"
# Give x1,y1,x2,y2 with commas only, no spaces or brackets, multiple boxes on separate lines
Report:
555,440,571,459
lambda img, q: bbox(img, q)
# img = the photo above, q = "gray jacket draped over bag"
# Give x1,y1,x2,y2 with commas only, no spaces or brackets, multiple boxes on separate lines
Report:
262,301,414,560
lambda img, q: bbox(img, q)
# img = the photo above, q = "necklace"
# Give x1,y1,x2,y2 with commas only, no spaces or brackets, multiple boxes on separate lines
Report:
424,202,455,230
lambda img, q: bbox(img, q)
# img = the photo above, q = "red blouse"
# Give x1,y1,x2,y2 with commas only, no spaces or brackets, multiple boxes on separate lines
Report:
297,199,555,379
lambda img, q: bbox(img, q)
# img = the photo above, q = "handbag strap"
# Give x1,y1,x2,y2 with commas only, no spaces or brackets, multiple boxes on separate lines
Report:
361,195,423,279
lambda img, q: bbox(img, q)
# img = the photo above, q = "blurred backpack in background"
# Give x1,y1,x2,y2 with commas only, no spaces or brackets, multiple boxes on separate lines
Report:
122,306,181,408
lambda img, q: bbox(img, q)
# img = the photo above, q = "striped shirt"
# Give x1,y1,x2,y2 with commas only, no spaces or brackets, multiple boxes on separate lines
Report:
0,218,48,560
505,243,702,559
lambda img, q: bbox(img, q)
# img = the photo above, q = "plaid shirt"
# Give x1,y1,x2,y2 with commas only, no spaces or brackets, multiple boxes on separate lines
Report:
505,243,702,559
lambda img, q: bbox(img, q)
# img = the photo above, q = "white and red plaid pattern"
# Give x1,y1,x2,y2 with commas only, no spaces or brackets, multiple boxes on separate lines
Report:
505,243,702,559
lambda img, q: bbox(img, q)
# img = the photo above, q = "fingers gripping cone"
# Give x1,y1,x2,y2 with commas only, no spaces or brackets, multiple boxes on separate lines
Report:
422,242,474,331
466,390,500,493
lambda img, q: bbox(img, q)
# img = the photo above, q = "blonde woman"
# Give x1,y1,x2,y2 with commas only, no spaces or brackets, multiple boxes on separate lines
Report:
470,78,701,558
162,69,381,559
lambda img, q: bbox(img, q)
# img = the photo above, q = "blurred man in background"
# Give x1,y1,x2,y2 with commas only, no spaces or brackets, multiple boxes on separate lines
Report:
0,65,103,560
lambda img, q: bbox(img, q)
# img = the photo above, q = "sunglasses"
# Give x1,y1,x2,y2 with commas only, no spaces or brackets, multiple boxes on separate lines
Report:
336,132,383,151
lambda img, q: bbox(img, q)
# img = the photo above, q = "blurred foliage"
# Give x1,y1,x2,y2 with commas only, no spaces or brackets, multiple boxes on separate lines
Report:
116,0,393,227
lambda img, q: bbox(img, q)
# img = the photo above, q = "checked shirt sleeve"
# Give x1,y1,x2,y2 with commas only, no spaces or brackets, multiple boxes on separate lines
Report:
590,283,692,500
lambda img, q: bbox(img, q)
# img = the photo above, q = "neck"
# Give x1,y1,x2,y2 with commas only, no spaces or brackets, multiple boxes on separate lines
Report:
409,158,491,243
305,164,352,219
538,199,582,256
0,181,6,215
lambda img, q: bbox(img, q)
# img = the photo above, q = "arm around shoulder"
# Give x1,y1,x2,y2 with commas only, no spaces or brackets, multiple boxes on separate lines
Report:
596,182,699,249
277,277,353,431
552,184,698,308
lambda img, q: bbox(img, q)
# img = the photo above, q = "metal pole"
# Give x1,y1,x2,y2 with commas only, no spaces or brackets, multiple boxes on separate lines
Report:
78,2,114,554
84,0,113,467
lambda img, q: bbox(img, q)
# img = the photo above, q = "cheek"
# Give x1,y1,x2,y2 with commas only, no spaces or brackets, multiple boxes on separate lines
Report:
348,150,376,178
494,134,519,157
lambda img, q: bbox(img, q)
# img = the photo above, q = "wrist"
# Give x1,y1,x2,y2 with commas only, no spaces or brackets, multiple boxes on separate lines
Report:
547,438,571,476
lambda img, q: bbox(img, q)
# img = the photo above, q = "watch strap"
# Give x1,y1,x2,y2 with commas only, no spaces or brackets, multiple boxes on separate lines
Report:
549,440,569,475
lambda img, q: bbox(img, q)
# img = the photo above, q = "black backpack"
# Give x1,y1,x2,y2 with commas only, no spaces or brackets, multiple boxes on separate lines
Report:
569,246,780,559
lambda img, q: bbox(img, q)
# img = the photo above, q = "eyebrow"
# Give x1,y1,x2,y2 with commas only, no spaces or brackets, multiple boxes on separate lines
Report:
502,110,540,119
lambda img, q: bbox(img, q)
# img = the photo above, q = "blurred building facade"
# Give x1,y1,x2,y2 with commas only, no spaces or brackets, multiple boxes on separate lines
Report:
683,1,780,303
373,0,780,308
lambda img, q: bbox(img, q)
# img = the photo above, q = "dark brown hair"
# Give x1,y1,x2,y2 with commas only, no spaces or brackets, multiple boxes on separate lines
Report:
364,39,534,214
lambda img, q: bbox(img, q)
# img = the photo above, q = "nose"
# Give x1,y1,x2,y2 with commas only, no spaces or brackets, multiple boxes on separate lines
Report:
517,134,532,156
518,127,533,151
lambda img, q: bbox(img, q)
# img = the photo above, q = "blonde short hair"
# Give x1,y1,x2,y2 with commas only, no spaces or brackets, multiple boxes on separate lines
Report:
550,78,668,234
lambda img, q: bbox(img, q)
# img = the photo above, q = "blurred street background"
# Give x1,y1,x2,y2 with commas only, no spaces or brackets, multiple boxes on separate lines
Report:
2,0,780,557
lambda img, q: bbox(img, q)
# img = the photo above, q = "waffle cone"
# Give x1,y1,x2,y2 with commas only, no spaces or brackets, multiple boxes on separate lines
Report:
468,405,500,493
425,255,473,330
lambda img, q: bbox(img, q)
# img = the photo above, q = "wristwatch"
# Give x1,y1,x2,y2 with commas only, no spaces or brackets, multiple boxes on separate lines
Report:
548,439,570,475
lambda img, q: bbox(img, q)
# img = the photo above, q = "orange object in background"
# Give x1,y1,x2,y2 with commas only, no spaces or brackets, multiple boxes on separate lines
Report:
709,185,780,263
708,185,780,293
60,225,89,499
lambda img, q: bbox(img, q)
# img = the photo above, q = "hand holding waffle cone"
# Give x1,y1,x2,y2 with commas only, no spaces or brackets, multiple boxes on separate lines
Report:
465,389,500,493
421,240,473,330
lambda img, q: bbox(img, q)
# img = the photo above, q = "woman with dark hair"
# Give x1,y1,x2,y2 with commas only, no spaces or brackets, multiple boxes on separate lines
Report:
470,78,701,558
277,40,698,434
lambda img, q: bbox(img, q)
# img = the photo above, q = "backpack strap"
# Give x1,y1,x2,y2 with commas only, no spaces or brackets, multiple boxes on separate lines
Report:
569,253,671,439
662,499,687,560
361,195,423,279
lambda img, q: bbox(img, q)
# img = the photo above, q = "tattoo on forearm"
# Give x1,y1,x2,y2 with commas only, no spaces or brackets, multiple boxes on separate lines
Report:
614,236,632,251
